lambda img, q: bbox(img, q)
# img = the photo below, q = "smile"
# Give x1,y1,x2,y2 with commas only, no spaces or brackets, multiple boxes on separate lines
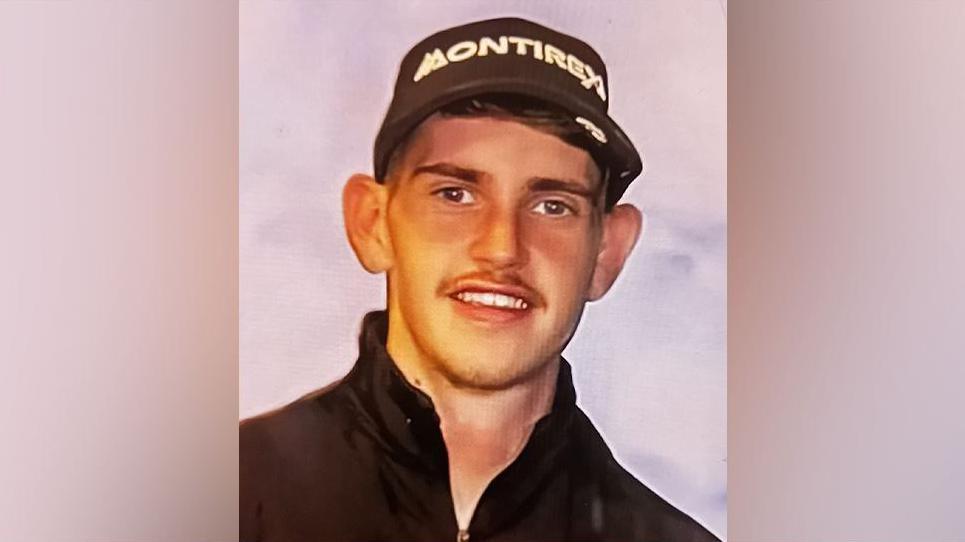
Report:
454,291,529,310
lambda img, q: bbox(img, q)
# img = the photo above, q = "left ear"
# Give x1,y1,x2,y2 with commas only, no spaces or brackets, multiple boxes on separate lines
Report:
587,204,644,301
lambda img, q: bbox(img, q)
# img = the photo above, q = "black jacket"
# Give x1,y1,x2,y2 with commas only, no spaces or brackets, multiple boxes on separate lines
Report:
240,311,719,541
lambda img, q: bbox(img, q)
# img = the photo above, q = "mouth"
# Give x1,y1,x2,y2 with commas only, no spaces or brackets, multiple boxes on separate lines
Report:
447,281,539,323
453,291,529,310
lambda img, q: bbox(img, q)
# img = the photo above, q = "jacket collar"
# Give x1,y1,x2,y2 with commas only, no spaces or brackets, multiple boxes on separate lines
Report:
344,310,578,473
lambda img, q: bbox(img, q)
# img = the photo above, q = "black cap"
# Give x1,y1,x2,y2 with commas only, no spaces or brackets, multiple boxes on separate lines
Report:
373,17,643,207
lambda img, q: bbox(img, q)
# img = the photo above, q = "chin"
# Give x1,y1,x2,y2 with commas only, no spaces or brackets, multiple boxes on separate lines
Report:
433,346,555,391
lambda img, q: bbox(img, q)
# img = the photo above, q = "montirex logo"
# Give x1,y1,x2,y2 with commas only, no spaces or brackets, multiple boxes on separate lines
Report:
412,36,608,102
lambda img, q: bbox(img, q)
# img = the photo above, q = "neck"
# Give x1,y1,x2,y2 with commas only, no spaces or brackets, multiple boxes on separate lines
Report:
385,319,560,530
434,364,558,530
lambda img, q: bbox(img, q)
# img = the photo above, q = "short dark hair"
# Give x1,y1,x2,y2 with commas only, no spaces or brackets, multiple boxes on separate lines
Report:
382,93,611,209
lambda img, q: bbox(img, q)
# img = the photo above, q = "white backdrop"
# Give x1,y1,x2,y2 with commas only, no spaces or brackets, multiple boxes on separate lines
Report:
240,1,726,536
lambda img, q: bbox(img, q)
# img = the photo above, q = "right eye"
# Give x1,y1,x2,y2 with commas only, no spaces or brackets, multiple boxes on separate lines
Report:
433,186,475,205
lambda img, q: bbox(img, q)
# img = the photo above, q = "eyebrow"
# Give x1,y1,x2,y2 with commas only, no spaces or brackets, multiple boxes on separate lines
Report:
411,162,602,205
529,177,602,203
411,162,484,183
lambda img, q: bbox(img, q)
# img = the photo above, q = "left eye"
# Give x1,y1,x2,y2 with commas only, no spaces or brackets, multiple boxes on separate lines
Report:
532,200,573,216
434,187,475,204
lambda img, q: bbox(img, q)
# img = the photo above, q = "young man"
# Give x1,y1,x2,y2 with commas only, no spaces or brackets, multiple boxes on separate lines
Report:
241,17,719,541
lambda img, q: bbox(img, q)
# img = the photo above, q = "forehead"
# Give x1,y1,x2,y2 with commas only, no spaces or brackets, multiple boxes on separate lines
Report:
397,115,602,188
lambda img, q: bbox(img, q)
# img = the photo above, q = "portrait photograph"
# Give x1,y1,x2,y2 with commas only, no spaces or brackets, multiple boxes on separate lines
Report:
10,2,965,541
240,2,726,540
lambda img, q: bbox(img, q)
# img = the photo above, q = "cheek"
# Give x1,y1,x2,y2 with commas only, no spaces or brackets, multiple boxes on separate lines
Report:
393,193,472,246
524,223,600,279
387,200,471,289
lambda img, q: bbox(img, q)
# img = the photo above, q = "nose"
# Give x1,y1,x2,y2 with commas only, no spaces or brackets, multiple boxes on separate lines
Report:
468,206,528,269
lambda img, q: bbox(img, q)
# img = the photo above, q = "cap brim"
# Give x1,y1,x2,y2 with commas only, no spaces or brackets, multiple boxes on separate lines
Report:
376,78,643,206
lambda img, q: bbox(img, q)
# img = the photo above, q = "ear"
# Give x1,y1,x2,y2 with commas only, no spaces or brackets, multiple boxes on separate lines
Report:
342,174,393,273
587,204,644,301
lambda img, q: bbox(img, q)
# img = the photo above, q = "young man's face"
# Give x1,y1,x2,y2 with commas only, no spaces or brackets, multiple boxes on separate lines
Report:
381,115,608,390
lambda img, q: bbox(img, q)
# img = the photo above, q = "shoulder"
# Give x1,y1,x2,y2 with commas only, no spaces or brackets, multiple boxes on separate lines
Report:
239,376,370,503
240,376,395,541
569,409,721,542
240,378,354,465
240,378,376,540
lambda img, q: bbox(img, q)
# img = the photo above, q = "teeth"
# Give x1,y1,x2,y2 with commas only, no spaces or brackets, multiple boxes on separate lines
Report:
455,291,528,310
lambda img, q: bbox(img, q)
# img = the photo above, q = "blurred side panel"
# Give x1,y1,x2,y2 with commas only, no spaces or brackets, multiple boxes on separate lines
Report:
729,2,965,540
0,2,238,540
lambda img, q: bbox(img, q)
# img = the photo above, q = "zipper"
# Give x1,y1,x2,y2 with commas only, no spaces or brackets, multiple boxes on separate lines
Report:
456,528,470,542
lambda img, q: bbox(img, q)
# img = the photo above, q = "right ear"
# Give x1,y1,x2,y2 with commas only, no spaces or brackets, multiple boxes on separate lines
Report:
342,174,393,273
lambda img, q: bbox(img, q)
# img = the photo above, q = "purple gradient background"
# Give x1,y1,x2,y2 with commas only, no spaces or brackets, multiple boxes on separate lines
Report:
729,3,965,540
240,1,727,536
1,2,238,541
